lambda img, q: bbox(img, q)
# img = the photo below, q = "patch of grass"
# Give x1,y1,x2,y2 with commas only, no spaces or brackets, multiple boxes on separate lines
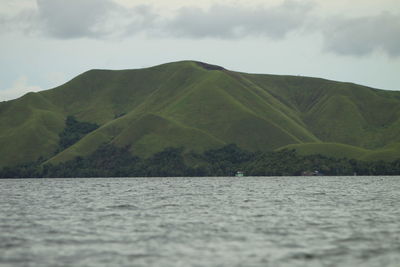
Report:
278,142,400,162
278,143,371,160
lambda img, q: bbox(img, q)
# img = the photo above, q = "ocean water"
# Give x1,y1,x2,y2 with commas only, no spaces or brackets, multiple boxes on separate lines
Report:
0,176,400,267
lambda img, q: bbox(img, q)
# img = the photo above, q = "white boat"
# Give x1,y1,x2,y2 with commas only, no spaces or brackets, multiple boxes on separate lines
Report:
235,171,244,177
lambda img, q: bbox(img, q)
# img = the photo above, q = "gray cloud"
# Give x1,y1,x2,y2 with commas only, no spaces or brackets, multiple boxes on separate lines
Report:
322,12,400,57
1,0,399,57
123,5,159,35
166,0,315,39
36,0,160,39
36,0,116,38
1,0,314,39
0,0,156,39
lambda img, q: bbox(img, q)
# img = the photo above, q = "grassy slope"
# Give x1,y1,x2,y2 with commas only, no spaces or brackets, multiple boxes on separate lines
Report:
361,142,400,162
0,93,65,166
279,142,400,162
278,143,371,160
1,60,400,167
49,62,309,162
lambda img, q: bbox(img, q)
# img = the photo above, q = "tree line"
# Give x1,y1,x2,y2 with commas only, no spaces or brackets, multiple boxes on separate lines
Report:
1,143,400,178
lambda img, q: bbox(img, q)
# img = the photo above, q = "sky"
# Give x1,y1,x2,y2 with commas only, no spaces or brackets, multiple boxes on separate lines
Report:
0,0,399,100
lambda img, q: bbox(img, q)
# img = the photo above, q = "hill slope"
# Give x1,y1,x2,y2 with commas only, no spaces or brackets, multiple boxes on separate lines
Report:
0,61,399,167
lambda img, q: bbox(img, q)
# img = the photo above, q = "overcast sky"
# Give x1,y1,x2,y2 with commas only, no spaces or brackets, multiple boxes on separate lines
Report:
1,0,399,100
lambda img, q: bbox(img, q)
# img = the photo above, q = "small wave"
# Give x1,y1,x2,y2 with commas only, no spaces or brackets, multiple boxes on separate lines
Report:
107,204,140,210
290,249,345,261
291,252,316,260
151,204,180,209
99,213,122,218
0,237,28,249
307,192,326,196
337,236,374,243
127,253,160,260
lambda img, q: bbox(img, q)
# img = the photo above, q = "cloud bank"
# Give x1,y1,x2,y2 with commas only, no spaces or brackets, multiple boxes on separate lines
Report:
166,1,314,39
0,0,157,38
1,0,399,57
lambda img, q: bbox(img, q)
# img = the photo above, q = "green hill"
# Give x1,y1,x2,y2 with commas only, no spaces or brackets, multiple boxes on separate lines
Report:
0,60,399,167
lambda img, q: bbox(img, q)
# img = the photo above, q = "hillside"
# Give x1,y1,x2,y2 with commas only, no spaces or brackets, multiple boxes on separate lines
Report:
277,143,400,162
0,60,399,167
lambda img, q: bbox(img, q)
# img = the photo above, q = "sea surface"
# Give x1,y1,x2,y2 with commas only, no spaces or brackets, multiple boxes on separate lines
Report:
1,176,400,267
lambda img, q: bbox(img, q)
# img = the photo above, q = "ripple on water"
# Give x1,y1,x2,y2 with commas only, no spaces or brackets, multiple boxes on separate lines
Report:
1,176,400,267
106,204,140,210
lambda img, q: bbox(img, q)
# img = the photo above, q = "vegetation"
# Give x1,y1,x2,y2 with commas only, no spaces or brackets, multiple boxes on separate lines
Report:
278,142,400,162
57,115,99,151
0,60,400,169
1,144,400,178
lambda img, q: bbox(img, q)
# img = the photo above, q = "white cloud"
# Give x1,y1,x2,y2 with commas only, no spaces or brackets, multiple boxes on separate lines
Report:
0,76,42,101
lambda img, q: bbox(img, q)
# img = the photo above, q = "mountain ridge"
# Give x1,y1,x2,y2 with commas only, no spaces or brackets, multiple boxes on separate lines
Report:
1,60,399,167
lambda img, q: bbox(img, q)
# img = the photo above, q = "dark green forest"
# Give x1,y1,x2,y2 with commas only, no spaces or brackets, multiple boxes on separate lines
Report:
57,115,99,152
1,143,400,178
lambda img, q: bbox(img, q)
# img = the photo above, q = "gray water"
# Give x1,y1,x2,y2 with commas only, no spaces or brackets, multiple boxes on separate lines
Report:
1,177,400,267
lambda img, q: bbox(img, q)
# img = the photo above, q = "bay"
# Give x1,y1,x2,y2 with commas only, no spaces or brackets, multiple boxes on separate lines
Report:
1,176,400,267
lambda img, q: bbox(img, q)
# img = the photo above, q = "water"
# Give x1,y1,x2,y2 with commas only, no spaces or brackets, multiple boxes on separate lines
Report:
1,176,400,267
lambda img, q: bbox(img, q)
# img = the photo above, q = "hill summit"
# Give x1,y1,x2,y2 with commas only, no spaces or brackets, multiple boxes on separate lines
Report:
1,60,400,167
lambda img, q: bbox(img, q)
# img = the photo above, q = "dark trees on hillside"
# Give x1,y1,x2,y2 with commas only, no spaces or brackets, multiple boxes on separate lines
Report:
1,144,400,178
58,116,99,151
